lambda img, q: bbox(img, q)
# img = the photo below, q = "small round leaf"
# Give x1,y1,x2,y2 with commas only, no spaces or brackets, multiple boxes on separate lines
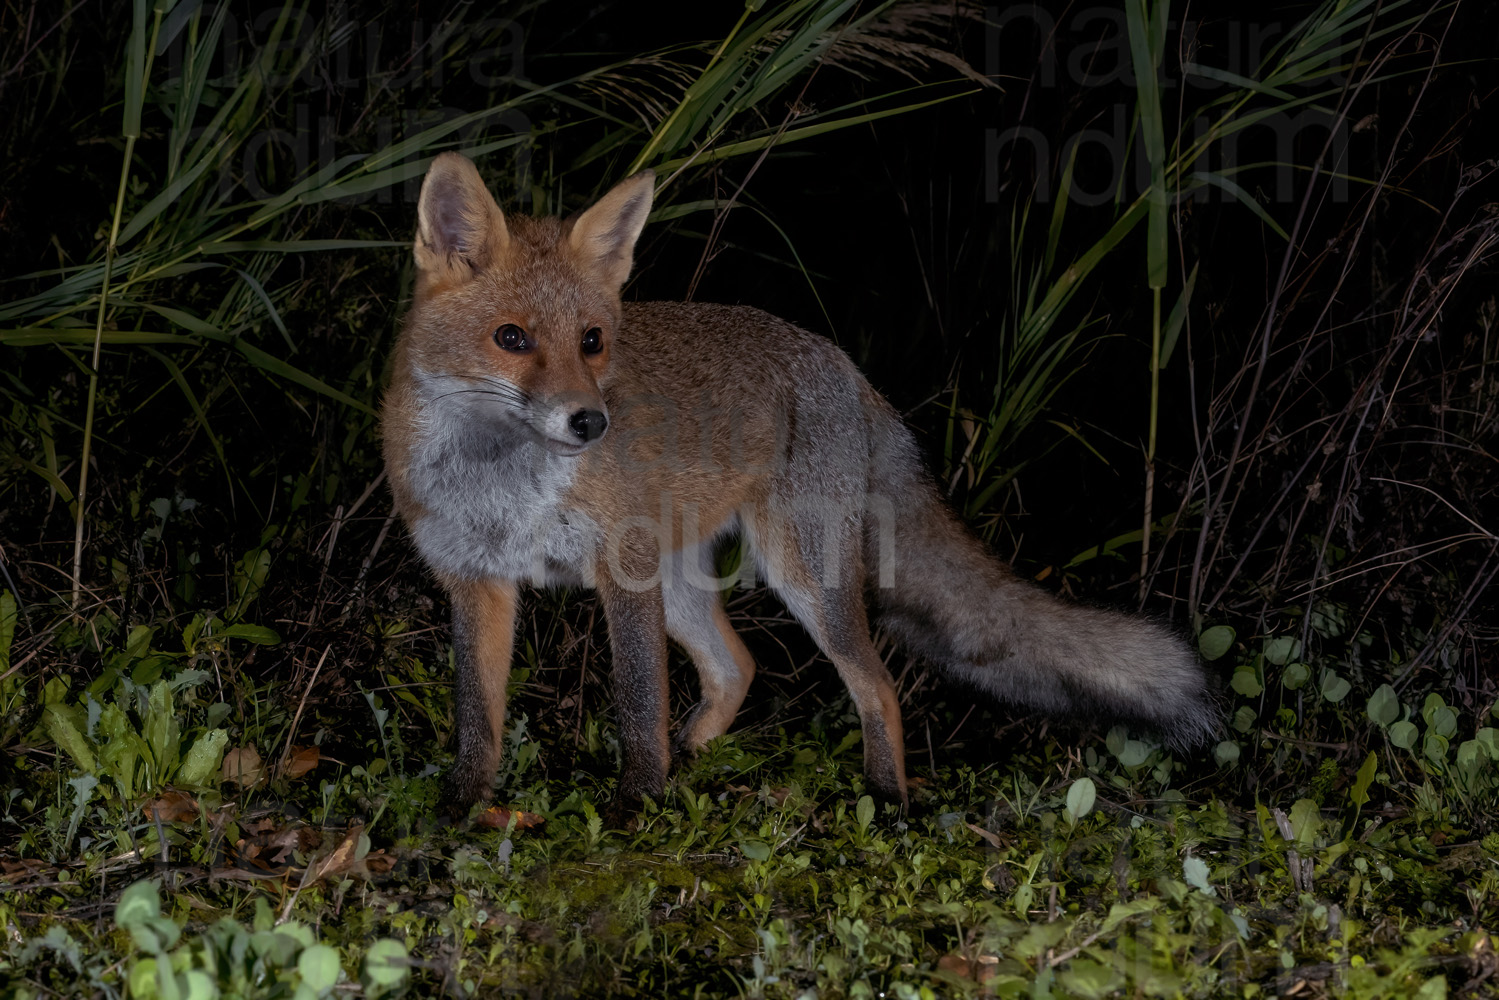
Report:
1065,777,1096,823
1366,684,1399,727
298,944,341,993
1197,626,1235,661
1231,665,1263,698
115,879,161,928
1319,671,1351,704
1118,740,1152,767
363,939,410,988
1263,637,1301,666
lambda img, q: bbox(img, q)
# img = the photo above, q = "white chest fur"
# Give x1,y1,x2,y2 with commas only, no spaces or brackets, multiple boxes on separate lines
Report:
402,375,599,586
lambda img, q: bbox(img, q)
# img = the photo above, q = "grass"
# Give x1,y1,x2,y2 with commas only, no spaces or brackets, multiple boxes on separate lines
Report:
4,593,1497,996
1,0,1496,997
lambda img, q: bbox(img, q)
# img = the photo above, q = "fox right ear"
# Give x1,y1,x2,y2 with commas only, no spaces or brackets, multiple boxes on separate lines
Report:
414,152,509,283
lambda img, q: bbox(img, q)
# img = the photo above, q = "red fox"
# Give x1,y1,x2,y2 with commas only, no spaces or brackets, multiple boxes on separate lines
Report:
382,152,1215,812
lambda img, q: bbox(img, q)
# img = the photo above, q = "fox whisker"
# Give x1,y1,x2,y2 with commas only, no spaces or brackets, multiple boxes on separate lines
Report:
432,387,528,409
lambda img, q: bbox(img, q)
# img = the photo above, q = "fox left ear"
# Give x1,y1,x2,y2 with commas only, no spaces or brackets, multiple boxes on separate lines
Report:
569,171,655,292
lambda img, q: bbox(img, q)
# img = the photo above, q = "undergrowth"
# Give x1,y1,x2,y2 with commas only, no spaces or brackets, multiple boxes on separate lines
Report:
2,0,1496,997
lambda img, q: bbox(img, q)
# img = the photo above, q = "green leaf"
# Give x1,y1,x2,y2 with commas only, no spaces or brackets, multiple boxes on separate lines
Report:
1366,684,1400,727
1197,625,1235,661
1389,720,1418,750
1065,777,1097,824
1319,670,1351,704
144,681,181,785
1349,752,1378,807
117,136,228,246
1231,665,1263,697
1058,958,1125,999
226,548,273,622
1118,740,1152,768
298,943,341,993
1282,662,1311,690
1456,741,1481,775
1188,170,1291,240
1423,732,1449,766
123,0,148,138
0,590,16,669
98,703,148,801
740,839,771,861
1421,693,1447,726
129,959,160,999
115,879,161,928
1044,140,1080,275
1183,60,1296,99
1429,706,1458,740
1414,973,1448,999
1214,740,1241,767
44,705,97,774
1105,726,1128,759
277,923,316,949
1101,898,1160,934
1158,262,1199,368
1475,728,1499,760
1262,637,1301,666
1288,798,1321,848
855,794,875,832
182,970,217,1000
219,624,282,645
1182,856,1215,896
177,729,228,787
233,339,376,415
1232,706,1257,734
362,939,410,988
1124,0,1168,289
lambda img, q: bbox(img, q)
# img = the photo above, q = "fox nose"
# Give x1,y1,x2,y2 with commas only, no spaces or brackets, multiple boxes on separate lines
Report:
569,408,608,442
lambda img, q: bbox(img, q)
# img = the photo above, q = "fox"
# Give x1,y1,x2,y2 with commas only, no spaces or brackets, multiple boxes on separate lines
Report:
381,151,1217,813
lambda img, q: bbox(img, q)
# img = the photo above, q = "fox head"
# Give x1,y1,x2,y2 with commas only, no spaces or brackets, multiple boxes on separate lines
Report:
403,152,654,455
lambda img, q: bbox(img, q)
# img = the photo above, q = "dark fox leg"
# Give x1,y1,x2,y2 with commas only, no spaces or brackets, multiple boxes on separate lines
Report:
596,559,672,807
444,577,518,808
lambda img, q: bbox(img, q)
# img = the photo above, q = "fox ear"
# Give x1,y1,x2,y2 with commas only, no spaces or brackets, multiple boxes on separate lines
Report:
568,171,654,292
414,152,508,280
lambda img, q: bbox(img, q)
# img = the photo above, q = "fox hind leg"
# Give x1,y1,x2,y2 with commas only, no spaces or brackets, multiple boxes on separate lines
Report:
663,547,757,756
748,512,908,805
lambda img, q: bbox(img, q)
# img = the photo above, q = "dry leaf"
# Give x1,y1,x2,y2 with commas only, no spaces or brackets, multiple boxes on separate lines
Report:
282,745,320,779
937,953,972,977
362,849,395,874
937,953,1001,983
306,830,359,881
0,859,47,881
966,822,1006,850
142,790,199,824
476,806,545,831
266,824,318,864
222,746,265,787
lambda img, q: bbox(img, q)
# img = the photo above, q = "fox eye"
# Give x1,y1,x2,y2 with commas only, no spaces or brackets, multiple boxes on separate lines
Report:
581,327,603,355
495,324,530,352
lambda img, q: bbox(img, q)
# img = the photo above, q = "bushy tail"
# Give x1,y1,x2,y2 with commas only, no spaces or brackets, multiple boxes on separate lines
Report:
862,396,1217,749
